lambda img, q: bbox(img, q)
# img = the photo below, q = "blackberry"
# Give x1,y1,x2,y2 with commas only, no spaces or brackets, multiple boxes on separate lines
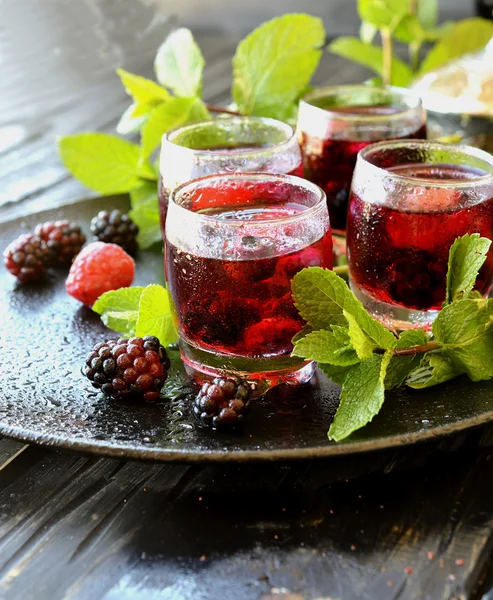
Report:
3,233,52,282
194,376,252,430
83,336,170,402
35,220,86,265
90,210,138,254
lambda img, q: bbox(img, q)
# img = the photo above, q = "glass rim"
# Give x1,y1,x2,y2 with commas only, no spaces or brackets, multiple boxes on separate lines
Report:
162,116,297,158
299,84,423,124
358,139,493,188
168,172,327,226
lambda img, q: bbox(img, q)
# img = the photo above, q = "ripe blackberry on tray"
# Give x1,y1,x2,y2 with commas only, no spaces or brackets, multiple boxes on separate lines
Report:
35,220,86,265
90,210,139,254
3,233,52,282
194,376,252,430
83,336,170,402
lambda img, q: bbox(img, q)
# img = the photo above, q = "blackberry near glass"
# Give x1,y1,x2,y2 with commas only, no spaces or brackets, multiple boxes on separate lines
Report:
165,173,333,390
347,140,493,329
297,85,427,230
158,117,303,230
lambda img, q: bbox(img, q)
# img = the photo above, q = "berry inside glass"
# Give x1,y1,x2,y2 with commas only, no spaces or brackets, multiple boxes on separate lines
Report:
158,116,303,232
297,85,427,230
165,173,332,389
347,140,493,328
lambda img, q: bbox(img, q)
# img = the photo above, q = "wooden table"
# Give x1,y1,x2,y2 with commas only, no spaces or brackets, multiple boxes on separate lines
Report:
2,2,493,599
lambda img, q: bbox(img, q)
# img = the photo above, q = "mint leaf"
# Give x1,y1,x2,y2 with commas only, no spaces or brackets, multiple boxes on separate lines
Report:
135,284,178,346
328,37,413,87
292,329,360,366
418,0,438,29
292,268,396,350
58,133,155,194
117,69,170,106
385,329,429,389
406,353,462,389
319,363,355,386
154,28,205,97
92,287,145,335
232,14,325,118
344,311,375,359
359,21,378,43
129,182,162,249
419,18,493,75
433,298,493,381
444,234,491,305
393,14,427,44
116,104,149,135
140,97,210,160
357,0,408,29
328,352,392,441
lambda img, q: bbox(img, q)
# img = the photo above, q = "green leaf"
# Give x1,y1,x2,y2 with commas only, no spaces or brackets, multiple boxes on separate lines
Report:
58,133,155,194
406,353,462,389
154,28,205,97
140,97,210,161
357,0,409,29
433,298,493,382
328,352,392,441
393,14,427,44
385,329,429,389
116,69,170,105
135,284,178,346
116,104,149,135
292,329,360,366
444,234,491,305
291,268,396,350
92,287,145,335
417,0,438,29
419,18,493,75
344,311,375,359
232,13,325,117
328,37,413,87
129,182,162,250
319,363,355,387
359,20,378,43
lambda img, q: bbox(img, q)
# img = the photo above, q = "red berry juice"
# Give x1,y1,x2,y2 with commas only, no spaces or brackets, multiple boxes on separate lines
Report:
347,164,493,311
299,105,427,230
165,190,332,358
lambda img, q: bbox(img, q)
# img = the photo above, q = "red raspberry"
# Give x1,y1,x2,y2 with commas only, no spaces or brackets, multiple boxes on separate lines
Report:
66,242,135,306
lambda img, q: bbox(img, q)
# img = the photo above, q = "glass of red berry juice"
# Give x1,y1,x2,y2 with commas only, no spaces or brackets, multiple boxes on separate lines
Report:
347,140,493,329
296,85,427,230
158,116,303,231
165,173,333,389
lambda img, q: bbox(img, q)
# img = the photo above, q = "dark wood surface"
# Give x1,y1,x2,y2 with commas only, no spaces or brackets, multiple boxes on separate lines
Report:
2,2,493,599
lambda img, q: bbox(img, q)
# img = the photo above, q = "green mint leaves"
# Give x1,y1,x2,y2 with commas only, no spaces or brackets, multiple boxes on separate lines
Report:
232,14,325,119
292,234,493,442
93,284,178,347
58,134,155,195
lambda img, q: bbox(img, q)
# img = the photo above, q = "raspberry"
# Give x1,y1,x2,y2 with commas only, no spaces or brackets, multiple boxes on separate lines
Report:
3,233,52,282
35,220,86,265
90,210,138,254
66,242,135,306
83,336,170,401
193,376,252,430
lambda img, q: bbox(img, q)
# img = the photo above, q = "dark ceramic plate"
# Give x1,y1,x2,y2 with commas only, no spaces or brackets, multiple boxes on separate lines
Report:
1,196,493,463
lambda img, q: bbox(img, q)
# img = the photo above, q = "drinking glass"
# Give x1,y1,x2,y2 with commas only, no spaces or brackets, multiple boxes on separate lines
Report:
297,85,427,230
158,116,303,230
347,140,493,329
165,173,332,389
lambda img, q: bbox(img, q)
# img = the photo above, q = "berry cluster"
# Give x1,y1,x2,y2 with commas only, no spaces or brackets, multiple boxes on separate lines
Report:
83,336,170,402
90,210,139,255
3,220,85,283
194,376,252,429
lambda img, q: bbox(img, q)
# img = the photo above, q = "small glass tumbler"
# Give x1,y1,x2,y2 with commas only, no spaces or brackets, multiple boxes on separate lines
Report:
165,173,333,390
347,140,493,329
158,116,303,231
296,85,427,230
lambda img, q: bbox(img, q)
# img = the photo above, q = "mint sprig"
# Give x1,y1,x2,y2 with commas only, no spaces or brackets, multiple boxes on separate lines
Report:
292,234,493,441
93,284,178,347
